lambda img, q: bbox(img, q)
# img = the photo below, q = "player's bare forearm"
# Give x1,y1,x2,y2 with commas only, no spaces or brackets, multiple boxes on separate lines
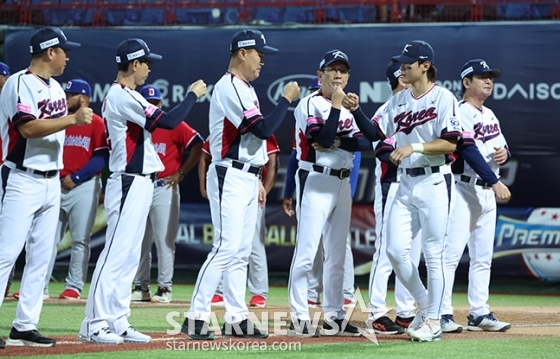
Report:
421,138,457,155
263,153,278,194
198,153,211,198
390,138,457,165
178,143,203,181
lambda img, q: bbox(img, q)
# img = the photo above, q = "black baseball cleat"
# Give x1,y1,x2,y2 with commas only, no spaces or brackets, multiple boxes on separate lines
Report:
181,319,215,340
6,327,56,347
321,318,361,337
287,319,320,337
221,319,269,339
1,337,5,349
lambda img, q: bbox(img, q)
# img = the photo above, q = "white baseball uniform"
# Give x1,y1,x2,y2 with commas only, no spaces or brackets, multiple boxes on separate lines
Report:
381,84,461,320
187,72,267,324
81,83,165,337
213,136,279,299
0,69,66,331
442,100,508,318
368,102,420,321
289,91,368,322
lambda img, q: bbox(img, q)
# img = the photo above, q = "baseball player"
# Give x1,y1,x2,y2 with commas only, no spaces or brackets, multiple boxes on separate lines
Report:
0,27,91,348
131,84,204,304
79,38,207,345
441,59,512,333
288,49,370,337
282,142,359,308
206,135,280,308
347,40,462,342
181,29,299,341
366,61,420,335
41,79,108,301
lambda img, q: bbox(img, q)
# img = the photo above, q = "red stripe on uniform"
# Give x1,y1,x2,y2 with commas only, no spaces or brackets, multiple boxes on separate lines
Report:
125,122,142,164
220,117,239,159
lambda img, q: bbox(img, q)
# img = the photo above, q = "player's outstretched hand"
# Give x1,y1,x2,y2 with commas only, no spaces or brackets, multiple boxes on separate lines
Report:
492,181,511,201
282,197,295,217
75,107,93,126
493,146,508,165
343,93,359,111
389,145,414,165
189,79,207,99
282,81,300,103
331,86,345,109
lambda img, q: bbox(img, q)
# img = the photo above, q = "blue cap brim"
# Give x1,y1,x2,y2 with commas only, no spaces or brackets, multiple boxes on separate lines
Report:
146,53,163,62
483,69,501,78
258,45,278,55
391,54,418,64
60,41,81,51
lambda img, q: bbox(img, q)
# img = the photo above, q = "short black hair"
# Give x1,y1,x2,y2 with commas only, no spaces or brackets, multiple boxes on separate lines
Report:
461,74,474,95
117,62,131,72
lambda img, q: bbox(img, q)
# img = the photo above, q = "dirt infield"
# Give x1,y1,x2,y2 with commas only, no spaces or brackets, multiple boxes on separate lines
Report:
2,302,559,357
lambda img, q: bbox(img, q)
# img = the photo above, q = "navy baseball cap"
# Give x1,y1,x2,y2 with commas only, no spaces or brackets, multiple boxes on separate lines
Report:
386,61,402,88
140,84,162,101
0,62,10,76
230,29,278,55
65,79,91,97
319,49,351,70
116,38,162,64
392,40,435,65
308,76,321,90
29,27,81,55
461,59,501,79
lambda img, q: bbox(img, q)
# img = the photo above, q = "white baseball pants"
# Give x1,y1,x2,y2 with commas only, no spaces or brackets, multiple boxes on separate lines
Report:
0,166,60,331
386,167,454,320
81,173,153,336
442,180,496,317
187,163,258,323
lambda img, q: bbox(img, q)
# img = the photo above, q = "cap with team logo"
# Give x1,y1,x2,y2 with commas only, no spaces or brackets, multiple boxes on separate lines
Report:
116,38,162,64
308,76,321,90
461,59,501,79
385,61,402,88
65,79,91,97
391,40,435,65
230,29,278,55
29,27,81,55
0,62,10,76
319,49,351,70
140,84,162,101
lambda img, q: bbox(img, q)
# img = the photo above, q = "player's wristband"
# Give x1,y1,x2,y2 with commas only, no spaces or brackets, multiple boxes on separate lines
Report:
411,143,424,153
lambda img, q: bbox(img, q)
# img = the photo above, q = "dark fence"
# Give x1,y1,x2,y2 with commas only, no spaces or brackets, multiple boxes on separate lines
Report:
1,0,559,26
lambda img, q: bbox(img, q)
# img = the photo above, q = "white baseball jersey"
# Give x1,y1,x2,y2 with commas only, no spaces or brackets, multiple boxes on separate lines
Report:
294,92,359,169
0,69,67,171
381,84,462,168
457,100,508,177
208,72,266,166
102,83,164,174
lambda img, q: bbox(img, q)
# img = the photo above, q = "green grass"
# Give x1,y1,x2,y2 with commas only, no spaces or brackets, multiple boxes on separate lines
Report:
2,281,560,358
